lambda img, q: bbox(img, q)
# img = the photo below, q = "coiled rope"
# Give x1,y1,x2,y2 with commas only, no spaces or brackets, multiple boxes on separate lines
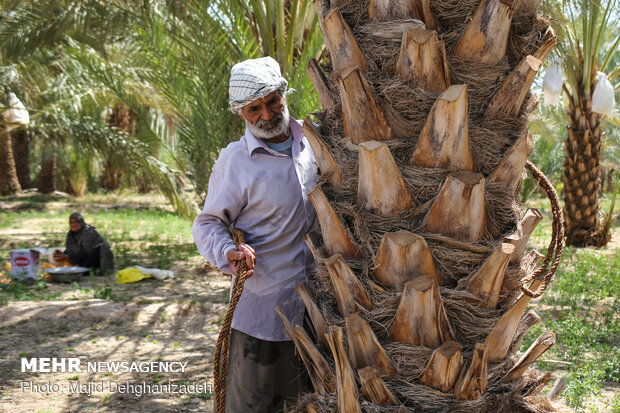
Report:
213,229,248,413
520,161,565,298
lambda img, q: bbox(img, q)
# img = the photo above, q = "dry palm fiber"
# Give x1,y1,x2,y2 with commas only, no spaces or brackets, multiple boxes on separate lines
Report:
283,0,562,412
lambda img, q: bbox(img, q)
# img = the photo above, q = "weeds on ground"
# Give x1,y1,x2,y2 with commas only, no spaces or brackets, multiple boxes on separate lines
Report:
522,247,620,411
0,281,61,307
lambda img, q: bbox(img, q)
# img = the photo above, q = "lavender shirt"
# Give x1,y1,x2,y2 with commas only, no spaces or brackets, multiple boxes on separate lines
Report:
192,118,319,341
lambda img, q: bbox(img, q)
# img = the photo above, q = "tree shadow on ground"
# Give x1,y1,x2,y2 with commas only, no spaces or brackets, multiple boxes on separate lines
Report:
0,264,227,412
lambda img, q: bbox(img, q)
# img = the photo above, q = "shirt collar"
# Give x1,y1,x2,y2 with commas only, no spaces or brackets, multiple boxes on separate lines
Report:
245,118,304,156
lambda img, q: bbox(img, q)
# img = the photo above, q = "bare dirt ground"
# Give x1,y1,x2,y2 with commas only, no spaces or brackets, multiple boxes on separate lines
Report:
0,259,229,413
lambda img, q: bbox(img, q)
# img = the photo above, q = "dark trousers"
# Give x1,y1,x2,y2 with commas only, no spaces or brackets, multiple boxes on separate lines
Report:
68,246,101,268
68,246,101,275
223,329,307,413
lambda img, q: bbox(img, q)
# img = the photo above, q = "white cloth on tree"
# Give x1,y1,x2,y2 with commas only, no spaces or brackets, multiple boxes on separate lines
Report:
228,56,292,113
543,64,563,105
592,71,615,117
3,92,29,131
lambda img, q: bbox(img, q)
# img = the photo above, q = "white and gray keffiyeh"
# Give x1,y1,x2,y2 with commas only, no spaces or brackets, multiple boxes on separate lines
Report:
228,57,292,113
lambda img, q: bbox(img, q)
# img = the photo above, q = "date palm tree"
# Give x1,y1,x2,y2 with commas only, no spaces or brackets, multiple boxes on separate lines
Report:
545,0,619,246
1,0,324,212
0,126,22,195
11,128,32,189
230,0,566,411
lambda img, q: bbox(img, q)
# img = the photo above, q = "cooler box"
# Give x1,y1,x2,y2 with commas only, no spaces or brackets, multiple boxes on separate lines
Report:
10,249,41,280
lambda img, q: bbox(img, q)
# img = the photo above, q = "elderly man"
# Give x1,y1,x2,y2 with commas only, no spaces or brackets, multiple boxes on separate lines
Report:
192,57,319,412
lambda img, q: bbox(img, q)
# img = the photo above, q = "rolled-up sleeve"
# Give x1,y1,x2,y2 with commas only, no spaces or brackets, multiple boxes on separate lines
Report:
192,150,244,273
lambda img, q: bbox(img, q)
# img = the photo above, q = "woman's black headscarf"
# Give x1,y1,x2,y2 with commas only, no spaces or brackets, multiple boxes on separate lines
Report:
69,212,89,231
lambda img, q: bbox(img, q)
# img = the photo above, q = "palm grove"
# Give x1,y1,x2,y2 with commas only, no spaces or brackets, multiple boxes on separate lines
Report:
0,0,323,217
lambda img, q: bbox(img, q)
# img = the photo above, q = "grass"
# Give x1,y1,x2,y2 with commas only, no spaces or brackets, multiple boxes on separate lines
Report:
0,281,62,307
519,194,619,411
0,193,197,303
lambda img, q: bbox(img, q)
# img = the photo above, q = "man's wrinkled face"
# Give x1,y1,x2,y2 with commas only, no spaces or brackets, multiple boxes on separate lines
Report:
239,91,290,140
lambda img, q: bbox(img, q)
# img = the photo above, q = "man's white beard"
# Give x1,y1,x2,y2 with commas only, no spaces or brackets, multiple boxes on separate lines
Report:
245,105,290,140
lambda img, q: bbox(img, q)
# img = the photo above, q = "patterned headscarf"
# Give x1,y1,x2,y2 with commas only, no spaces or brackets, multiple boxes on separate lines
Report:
228,57,292,114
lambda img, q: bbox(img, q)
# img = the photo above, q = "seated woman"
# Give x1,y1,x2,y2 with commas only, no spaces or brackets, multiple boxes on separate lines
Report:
53,213,115,275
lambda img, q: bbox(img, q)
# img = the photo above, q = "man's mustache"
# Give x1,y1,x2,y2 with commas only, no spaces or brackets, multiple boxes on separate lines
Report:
257,113,283,128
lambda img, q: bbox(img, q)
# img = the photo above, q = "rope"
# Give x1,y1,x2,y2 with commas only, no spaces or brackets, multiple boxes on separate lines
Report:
213,229,248,413
519,161,565,298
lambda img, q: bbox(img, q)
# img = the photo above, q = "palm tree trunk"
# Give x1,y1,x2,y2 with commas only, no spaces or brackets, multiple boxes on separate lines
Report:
11,129,32,189
271,1,563,411
101,103,133,191
36,152,57,194
563,97,608,247
62,163,76,195
0,129,22,195
100,158,123,191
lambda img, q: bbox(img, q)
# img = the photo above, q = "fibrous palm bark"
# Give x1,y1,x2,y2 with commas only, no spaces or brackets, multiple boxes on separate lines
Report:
276,0,564,411
101,104,133,191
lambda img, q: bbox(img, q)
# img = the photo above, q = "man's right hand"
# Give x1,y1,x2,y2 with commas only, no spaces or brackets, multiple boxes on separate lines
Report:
226,243,255,277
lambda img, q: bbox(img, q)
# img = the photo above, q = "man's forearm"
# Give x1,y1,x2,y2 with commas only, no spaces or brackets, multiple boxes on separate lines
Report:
192,214,237,272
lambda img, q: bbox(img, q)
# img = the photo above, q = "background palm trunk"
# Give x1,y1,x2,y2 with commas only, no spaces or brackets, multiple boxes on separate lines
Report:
563,95,608,247
101,104,133,191
100,157,123,191
36,152,57,194
11,129,32,189
0,129,22,195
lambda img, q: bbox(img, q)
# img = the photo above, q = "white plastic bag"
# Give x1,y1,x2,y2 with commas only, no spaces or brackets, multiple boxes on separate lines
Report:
592,72,615,117
134,265,174,280
543,64,563,105
3,92,29,131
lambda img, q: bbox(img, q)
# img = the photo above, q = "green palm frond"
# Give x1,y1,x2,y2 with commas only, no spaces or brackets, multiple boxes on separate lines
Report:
128,2,245,192
119,0,323,193
67,115,197,216
0,0,134,61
